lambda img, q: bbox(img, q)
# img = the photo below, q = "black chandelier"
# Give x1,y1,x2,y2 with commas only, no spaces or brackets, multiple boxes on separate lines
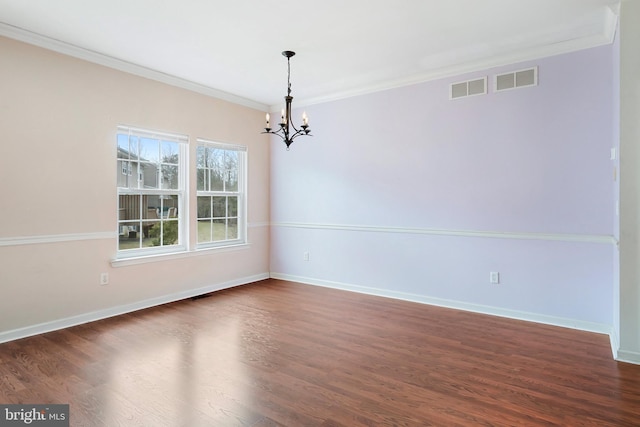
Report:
262,51,311,149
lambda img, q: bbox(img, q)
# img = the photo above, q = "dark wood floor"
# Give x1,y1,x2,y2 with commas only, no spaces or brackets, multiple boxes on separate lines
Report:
0,279,639,426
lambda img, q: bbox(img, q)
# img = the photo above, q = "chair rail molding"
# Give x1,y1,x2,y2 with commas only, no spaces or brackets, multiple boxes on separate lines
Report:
271,222,616,245
0,231,116,247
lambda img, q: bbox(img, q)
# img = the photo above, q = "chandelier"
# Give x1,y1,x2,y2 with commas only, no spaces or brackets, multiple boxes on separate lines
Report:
262,51,312,149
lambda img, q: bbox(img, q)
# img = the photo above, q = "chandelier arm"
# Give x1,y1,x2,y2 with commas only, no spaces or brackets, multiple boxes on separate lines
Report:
262,130,286,141
288,121,300,134
290,129,312,141
262,122,310,138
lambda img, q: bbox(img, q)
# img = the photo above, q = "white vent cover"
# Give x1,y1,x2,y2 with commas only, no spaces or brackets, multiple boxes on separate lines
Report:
450,76,487,99
495,67,538,92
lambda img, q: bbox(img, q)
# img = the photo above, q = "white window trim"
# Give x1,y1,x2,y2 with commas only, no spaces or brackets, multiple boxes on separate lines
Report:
111,242,251,267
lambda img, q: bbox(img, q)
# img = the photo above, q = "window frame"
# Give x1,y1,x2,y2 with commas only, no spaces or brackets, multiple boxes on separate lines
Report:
195,138,247,249
116,125,188,259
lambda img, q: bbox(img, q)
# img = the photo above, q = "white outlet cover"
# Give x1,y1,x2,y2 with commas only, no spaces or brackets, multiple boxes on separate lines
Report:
490,272,500,284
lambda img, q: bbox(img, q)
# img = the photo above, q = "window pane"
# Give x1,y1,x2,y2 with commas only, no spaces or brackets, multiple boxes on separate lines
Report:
228,218,238,239
212,219,226,241
162,141,179,164
120,222,140,238
207,147,219,168
224,151,238,191
161,165,179,189
125,161,139,189
118,161,136,189
139,137,159,163
142,204,160,240
117,160,130,188
117,134,130,159
150,219,179,247
197,219,212,243
209,168,224,191
209,148,225,191
140,162,159,189
196,146,206,168
141,234,156,248
228,197,238,217
145,195,159,211
119,195,141,220
196,168,206,191
197,196,211,218
213,196,226,217
226,169,238,192
158,195,178,218
129,135,139,159
118,221,142,250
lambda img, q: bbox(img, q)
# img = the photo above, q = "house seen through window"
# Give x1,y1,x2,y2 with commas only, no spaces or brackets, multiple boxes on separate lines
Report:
117,126,186,255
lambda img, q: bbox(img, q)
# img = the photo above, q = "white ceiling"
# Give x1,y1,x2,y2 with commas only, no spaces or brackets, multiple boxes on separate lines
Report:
0,0,619,110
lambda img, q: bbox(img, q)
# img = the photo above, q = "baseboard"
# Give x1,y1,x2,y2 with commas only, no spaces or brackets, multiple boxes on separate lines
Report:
609,329,640,365
609,327,620,360
270,272,613,336
616,349,640,365
4,272,630,364
0,272,269,344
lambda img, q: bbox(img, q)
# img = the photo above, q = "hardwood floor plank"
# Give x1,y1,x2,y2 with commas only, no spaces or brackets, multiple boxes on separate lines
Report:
1,279,639,426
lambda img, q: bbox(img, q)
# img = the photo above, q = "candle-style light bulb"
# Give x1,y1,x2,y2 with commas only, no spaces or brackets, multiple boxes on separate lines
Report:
302,112,308,126
266,113,270,126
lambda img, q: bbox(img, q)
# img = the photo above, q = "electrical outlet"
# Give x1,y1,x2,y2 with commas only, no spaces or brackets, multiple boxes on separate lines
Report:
489,272,500,284
100,273,109,285
303,251,310,261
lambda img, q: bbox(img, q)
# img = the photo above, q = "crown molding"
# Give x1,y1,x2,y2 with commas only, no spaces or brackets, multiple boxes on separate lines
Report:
288,5,619,109
1,3,617,113
0,22,268,112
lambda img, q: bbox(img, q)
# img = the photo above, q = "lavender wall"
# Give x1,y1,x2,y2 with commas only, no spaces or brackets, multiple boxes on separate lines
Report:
271,45,615,330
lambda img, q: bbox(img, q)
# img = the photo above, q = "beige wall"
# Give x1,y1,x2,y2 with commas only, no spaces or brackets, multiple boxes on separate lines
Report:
0,36,270,336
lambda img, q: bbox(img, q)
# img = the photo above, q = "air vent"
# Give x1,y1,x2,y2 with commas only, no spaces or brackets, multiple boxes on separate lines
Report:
495,67,538,92
450,76,487,99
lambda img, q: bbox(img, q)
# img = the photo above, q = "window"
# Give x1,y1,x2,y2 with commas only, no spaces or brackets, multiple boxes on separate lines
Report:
117,126,187,256
196,139,246,247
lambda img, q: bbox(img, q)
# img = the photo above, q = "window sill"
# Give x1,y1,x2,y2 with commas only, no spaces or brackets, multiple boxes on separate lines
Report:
111,243,251,267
